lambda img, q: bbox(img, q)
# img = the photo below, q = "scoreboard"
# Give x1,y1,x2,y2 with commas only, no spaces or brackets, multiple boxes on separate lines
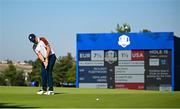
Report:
78,50,107,88
76,33,174,90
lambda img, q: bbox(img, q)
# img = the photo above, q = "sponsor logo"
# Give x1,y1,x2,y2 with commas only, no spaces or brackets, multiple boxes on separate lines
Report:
118,35,130,48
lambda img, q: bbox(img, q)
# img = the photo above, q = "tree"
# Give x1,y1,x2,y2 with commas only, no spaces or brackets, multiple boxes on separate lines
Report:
140,29,151,32
24,60,33,65
67,62,76,83
6,59,13,64
4,64,17,86
0,72,6,86
3,64,26,86
53,57,63,86
28,59,41,85
15,70,26,86
53,53,75,87
115,23,131,33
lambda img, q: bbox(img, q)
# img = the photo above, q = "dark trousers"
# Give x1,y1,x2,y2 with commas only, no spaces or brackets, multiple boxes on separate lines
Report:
41,54,56,91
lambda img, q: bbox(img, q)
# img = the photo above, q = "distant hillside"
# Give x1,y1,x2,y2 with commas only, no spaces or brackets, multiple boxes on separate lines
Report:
0,63,32,73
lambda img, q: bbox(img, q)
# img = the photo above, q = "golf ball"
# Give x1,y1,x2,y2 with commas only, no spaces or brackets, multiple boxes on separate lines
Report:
96,98,99,101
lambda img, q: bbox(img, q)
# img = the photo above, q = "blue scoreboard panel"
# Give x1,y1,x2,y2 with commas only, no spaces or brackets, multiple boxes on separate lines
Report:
76,33,174,90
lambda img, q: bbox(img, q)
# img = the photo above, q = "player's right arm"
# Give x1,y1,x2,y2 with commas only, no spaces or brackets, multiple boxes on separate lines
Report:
37,51,48,68
37,52,45,62
33,44,47,67
33,44,44,62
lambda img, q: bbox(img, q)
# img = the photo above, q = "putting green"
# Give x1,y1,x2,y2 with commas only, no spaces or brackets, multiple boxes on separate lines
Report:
0,86,180,108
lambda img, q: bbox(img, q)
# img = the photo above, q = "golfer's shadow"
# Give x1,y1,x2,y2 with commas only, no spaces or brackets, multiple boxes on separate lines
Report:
54,92,67,95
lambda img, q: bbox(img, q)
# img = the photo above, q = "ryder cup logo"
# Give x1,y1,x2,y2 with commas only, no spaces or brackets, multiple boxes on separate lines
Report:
105,51,117,64
118,35,130,48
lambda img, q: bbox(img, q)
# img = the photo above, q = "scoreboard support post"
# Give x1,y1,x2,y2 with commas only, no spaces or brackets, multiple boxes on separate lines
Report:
76,42,79,88
172,44,174,91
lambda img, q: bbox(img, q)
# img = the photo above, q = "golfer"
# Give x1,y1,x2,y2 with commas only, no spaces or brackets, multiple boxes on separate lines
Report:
28,34,56,95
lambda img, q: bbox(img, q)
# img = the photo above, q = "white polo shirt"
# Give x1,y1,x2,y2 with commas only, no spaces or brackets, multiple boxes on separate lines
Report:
33,37,55,58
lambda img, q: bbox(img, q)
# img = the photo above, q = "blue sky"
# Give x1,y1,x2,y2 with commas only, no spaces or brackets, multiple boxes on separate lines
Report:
0,0,179,61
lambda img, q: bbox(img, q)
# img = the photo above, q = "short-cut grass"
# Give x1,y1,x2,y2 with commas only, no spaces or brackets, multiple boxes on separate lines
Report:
0,86,180,108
